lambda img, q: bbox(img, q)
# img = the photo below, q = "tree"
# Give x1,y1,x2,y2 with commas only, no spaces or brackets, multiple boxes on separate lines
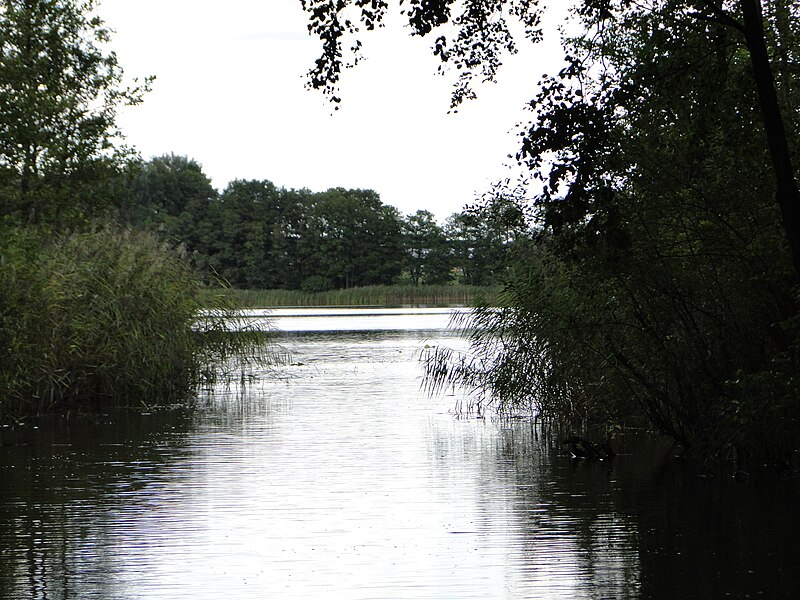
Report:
305,188,404,289
209,180,265,288
445,197,527,286
117,154,217,228
300,0,543,109
739,0,800,277
213,179,311,289
482,3,797,456
302,1,800,459
0,0,151,227
142,179,403,291
402,210,452,285
300,0,800,278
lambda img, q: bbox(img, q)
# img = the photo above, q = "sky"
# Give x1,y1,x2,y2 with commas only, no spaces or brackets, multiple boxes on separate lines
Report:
99,1,567,221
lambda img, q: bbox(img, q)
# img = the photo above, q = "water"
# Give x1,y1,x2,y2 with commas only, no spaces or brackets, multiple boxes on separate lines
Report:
1,308,799,599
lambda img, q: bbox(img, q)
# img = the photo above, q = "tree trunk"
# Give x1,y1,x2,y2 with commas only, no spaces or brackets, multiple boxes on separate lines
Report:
772,0,796,120
741,0,800,281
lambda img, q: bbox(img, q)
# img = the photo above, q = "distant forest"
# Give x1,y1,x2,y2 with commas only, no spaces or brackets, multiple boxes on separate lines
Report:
113,154,524,291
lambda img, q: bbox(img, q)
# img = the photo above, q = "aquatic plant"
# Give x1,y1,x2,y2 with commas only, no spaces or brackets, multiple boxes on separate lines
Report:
211,284,502,308
0,226,270,420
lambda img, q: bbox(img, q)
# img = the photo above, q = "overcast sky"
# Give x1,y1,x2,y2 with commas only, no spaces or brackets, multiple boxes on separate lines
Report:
99,1,567,220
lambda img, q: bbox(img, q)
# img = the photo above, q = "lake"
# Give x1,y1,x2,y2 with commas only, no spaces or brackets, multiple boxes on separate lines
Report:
1,308,798,599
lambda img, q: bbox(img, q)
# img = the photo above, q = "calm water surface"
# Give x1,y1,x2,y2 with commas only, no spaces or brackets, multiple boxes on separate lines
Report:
1,308,798,599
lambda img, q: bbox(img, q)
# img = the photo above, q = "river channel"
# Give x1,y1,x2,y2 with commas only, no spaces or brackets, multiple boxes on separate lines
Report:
1,308,799,599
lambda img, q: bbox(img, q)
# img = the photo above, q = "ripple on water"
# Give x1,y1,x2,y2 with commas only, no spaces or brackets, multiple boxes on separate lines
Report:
1,318,798,599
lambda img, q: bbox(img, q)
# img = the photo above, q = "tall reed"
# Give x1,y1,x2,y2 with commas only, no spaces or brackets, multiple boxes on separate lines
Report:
213,284,502,308
0,226,267,420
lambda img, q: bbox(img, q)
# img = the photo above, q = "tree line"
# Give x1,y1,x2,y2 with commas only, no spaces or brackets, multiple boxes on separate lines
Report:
111,154,521,291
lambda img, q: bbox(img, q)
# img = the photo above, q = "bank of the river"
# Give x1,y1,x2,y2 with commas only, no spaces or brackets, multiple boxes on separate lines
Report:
0,227,267,423
208,284,502,308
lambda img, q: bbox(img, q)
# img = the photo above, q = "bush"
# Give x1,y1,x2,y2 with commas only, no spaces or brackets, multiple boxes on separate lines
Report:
0,226,262,419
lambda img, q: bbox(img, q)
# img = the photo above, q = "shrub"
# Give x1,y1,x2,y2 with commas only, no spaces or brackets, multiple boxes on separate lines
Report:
0,226,264,419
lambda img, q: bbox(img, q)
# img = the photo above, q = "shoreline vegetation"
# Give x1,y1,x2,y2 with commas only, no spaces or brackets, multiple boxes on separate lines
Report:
208,284,502,309
0,227,269,424
0,225,494,424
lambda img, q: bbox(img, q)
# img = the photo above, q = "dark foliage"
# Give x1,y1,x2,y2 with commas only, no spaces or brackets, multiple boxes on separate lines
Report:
113,157,520,290
299,1,800,461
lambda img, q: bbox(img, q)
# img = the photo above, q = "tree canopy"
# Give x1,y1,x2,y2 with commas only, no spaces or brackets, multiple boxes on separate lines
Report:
113,156,518,291
0,0,151,227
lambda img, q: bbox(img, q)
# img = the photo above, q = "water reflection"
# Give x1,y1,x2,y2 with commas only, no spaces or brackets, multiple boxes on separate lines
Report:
234,306,470,333
1,310,799,599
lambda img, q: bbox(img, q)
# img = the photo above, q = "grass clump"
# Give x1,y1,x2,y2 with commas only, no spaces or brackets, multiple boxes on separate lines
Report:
0,226,266,420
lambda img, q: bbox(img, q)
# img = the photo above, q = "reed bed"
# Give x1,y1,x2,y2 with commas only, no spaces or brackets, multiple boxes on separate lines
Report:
211,284,502,308
1,226,268,421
